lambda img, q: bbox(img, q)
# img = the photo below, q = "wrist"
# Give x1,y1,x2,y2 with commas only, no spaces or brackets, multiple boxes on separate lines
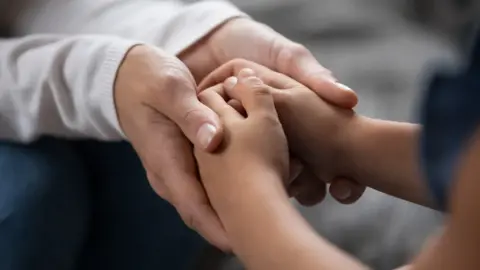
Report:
207,166,289,218
336,114,373,177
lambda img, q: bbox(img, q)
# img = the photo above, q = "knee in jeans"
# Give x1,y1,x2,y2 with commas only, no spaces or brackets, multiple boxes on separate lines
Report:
0,139,90,229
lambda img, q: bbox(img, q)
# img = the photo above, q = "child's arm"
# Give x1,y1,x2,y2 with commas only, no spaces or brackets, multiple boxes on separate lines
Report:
200,59,434,208
340,117,434,207
212,163,368,270
198,66,480,270
195,74,368,270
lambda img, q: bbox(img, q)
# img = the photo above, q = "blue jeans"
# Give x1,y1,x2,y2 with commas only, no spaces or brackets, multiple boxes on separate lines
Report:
0,138,205,270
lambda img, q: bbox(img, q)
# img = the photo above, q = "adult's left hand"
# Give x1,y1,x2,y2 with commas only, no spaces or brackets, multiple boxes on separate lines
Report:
181,18,364,206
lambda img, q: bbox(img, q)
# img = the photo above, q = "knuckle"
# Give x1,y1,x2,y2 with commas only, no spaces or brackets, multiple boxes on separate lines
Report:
182,107,204,123
150,66,195,106
277,43,310,67
159,68,189,89
197,91,209,103
252,85,271,97
272,88,291,104
242,77,270,95
288,43,309,58
257,111,280,126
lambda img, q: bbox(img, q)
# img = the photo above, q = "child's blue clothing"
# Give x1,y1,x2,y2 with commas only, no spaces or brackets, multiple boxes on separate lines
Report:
420,32,480,211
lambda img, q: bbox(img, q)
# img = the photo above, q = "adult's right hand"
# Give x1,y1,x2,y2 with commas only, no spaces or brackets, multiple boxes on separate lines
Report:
113,45,229,250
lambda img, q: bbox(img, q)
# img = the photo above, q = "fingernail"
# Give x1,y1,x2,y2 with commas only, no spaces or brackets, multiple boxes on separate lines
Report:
197,123,217,149
224,76,238,91
238,68,255,78
336,82,353,92
335,185,352,200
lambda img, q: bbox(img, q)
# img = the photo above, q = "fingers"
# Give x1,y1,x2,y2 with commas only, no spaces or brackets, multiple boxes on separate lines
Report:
329,177,366,204
288,168,327,206
227,99,246,117
145,53,223,152
198,59,299,91
142,125,230,250
222,71,277,118
272,42,358,108
289,157,304,185
198,84,242,120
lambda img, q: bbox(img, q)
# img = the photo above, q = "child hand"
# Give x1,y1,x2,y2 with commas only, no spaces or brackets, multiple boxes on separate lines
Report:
194,74,290,208
199,59,365,205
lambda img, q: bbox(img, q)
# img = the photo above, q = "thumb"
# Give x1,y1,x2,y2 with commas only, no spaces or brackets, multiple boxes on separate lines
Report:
133,48,225,152
163,90,224,152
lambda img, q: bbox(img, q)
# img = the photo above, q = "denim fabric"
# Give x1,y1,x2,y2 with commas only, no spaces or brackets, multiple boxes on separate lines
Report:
0,138,91,270
0,138,205,270
420,32,480,211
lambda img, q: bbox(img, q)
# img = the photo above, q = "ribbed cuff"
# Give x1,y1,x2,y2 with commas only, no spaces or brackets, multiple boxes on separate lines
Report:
96,39,143,140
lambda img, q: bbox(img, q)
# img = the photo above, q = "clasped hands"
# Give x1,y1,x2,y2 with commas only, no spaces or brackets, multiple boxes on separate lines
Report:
195,59,366,247
114,18,364,251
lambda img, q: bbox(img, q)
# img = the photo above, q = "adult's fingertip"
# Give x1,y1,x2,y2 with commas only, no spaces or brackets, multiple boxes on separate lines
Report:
308,77,358,108
336,82,354,92
331,183,352,201
197,122,223,152
197,123,216,149
329,178,366,204
331,82,359,108
291,169,326,206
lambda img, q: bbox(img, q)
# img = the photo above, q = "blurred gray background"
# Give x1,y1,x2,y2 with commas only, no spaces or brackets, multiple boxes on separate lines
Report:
194,1,479,269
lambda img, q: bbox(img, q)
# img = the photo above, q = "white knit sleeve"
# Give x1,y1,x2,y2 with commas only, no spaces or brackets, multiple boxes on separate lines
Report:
13,0,247,56
0,35,140,141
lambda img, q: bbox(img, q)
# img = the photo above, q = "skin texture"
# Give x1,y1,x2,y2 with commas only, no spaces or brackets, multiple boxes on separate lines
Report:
196,72,365,270
199,59,367,206
114,17,362,250
197,64,480,270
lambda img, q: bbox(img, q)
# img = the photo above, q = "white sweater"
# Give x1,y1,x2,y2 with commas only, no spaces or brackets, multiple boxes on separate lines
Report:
0,0,244,141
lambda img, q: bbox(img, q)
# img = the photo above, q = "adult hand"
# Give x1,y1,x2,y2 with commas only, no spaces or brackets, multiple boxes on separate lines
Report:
114,45,229,250
181,18,358,108
198,59,366,206
181,18,363,205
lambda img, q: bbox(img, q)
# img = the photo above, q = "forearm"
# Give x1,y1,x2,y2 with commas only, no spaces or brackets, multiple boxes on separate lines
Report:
206,169,367,270
342,116,433,207
0,35,138,141
12,0,245,55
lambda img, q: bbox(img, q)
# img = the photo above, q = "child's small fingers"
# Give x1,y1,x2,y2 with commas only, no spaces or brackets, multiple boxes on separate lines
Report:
198,59,299,91
224,74,277,118
227,99,247,117
198,86,241,120
206,83,229,100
